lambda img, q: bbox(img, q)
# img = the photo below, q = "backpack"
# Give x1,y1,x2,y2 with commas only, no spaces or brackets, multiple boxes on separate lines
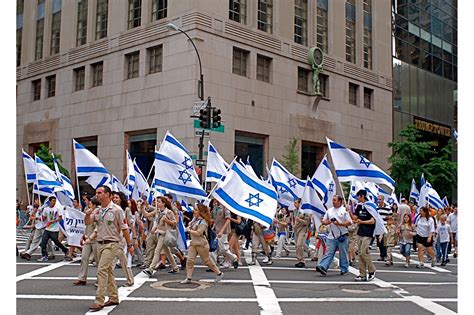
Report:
207,225,218,252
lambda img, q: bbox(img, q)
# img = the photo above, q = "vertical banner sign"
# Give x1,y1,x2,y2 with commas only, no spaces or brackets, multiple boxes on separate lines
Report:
62,207,86,247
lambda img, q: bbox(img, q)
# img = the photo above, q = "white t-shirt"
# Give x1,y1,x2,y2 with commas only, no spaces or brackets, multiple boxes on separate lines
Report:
323,206,352,239
447,213,457,233
44,206,62,232
34,207,46,229
415,217,435,237
436,223,452,243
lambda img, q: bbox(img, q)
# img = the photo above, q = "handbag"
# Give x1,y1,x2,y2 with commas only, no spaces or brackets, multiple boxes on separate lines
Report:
164,229,178,248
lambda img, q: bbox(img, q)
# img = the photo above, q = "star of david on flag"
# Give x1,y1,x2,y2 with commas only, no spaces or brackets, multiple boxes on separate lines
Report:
246,193,263,207
178,169,192,185
359,155,371,168
182,157,193,170
158,130,198,180
269,159,306,207
288,178,297,188
310,155,336,209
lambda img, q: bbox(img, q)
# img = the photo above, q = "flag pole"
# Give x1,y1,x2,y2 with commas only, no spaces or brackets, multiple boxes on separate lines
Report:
206,156,237,200
324,149,348,206
23,165,31,206
73,141,81,199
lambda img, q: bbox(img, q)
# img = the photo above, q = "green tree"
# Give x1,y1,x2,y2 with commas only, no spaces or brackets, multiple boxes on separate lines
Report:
35,144,70,178
282,137,300,176
388,125,457,201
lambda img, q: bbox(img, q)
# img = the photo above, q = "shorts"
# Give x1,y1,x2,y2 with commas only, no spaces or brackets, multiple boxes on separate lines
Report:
399,243,412,257
416,235,433,247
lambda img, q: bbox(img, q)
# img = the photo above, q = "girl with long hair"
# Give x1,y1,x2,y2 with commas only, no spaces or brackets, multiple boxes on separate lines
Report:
414,207,436,268
397,213,416,268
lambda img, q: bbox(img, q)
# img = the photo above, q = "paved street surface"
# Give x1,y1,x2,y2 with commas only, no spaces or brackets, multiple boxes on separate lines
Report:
16,230,457,315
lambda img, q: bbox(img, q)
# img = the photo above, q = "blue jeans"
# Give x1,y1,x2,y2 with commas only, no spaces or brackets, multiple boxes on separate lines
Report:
318,236,349,273
399,243,412,257
440,242,449,262
435,238,442,261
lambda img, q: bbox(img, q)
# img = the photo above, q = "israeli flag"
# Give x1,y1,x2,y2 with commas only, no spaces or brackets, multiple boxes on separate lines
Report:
270,159,306,207
327,138,395,191
443,196,449,207
377,185,400,207
132,160,150,201
418,181,444,209
73,139,110,187
34,155,63,197
52,154,75,200
361,200,388,236
311,155,336,208
212,162,278,228
349,181,378,203
300,177,327,230
205,141,229,182
420,173,426,188
109,175,130,196
181,200,194,213
177,212,188,250
159,130,198,180
153,151,207,200
245,157,259,179
409,179,420,203
22,150,37,183
126,150,136,198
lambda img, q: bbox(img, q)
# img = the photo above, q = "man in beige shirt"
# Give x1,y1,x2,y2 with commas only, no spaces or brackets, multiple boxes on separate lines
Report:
85,185,134,312
293,198,311,268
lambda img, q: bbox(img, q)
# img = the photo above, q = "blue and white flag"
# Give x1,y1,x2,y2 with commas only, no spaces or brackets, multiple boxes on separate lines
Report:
34,155,63,197
443,196,449,207
52,154,75,200
327,138,395,191
420,173,426,188
245,157,259,179
418,181,444,209
126,150,136,198
270,159,306,207
300,177,327,230
22,149,37,183
153,152,207,200
180,200,193,213
73,139,110,188
453,128,458,141
212,162,278,228
311,155,336,209
361,200,388,236
159,130,198,180
109,175,130,196
349,181,378,203
205,141,229,182
377,185,400,207
177,212,188,250
409,179,420,203
132,160,150,200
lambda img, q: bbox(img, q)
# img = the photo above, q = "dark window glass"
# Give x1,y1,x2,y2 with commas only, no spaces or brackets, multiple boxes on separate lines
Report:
235,132,266,177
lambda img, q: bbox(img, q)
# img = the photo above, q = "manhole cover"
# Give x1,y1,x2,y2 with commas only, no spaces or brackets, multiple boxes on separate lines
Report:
150,280,210,291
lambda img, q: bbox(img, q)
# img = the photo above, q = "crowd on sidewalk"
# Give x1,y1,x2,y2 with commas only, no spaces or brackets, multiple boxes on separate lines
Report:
17,186,458,312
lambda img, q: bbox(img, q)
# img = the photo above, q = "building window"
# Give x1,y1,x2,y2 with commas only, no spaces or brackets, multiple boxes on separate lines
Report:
127,131,157,178
316,0,328,53
319,74,328,98
229,0,246,24
297,67,310,92
151,0,167,21
257,0,272,33
147,45,163,74
363,87,373,109
126,52,140,79
46,75,56,98
35,18,44,60
256,54,271,83
32,79,41,101
345,0,356,63
128,0,142,29
50,11,61,55
17,29,22,67
74,67,85,91
294,0,308,46
349,82,358,106
301,141,325,179
96,0,108,40
352,148,371,160
91,61,103,87
74,136,98,197
76,0,88,46
17,0,24,14
232,47,248,77
235,131,267,177
363,0,372,69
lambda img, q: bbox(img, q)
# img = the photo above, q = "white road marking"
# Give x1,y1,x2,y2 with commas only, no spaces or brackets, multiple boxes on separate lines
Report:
244,249,283,315
16,257,81,282
391,253,451,273
404,295,457,314
262,266,435,274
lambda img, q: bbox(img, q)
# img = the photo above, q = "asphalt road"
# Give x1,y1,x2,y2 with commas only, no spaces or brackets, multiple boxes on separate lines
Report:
16,231,457,315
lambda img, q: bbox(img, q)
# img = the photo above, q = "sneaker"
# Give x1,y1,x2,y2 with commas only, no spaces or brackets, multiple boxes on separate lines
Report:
295,262,305,268
168,269,179,274
431,259,436,267
142,269,153,277
404,263,409,268
266,259,273,265
247,261,256,266
385,261,393,266
315,265,327,276
215,272,223,283
233,260,239,269
340,271,348,276
262,256,269,263
274,255,281,259
367,272,376,281
354,275,367,282
440,261,447,266
180,278,192,284
221,262,231,269
20,252,31,261
416,263,424,269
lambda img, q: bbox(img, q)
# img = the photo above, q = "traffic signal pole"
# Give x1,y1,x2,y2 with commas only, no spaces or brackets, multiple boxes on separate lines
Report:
197,97,211,184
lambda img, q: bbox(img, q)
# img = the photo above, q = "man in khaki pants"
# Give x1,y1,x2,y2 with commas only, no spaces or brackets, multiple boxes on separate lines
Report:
85,185,134,312
293,198,310,268
352,190,376,282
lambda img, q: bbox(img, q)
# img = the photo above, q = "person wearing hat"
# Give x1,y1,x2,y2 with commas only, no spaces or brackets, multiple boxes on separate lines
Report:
352,189,376,281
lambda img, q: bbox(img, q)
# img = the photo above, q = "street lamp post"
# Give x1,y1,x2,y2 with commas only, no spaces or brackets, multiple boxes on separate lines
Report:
166,23,206,184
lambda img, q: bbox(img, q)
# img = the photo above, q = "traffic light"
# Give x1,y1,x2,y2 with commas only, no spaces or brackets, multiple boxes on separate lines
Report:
199,108,210,128
212,108,222,128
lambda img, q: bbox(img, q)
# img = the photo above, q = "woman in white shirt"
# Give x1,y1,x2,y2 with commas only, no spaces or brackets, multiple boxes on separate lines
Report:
414,207,436,268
